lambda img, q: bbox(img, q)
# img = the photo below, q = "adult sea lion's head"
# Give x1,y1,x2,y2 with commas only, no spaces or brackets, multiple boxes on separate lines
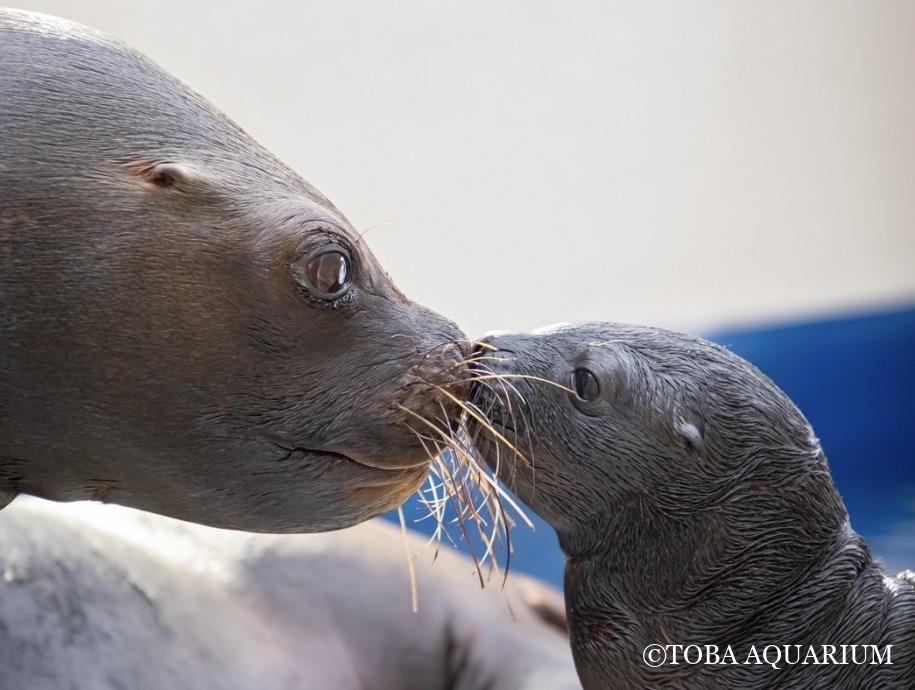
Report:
0,10,468,532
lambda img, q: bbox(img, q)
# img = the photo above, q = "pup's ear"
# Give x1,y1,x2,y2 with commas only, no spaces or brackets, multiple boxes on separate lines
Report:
676,419,706,458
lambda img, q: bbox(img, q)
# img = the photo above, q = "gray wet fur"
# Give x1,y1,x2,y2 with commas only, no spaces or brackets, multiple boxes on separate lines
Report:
0,9,467,532
473,322,915,689
0,496,582,690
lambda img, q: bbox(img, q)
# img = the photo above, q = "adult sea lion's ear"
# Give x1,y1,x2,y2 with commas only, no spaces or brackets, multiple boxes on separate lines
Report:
125,160,211,193
145,162,195,189
676,419,706,459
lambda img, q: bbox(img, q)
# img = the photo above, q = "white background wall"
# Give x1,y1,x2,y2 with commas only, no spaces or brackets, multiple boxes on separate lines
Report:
16,0,915,337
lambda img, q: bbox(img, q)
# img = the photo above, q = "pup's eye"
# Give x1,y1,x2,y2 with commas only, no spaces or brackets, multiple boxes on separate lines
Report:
572,367,600,401
304,251,350,298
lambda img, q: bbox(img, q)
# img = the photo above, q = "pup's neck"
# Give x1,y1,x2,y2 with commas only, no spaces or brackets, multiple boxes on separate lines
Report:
560,461,882,687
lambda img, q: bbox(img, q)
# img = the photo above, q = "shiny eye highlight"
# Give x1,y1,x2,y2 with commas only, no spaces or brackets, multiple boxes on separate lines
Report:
304,250,350,298
572,367,600,401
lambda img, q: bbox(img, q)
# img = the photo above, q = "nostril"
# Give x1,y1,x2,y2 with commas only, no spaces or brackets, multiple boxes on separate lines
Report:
474,330,507,353
468,341,495,388
469,332,523,409
470,340,488,358
474,331,519,357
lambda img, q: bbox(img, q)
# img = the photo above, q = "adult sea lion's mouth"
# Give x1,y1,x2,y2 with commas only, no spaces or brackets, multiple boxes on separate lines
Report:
273,442,430,473
295,444,432,473
343,448,430,472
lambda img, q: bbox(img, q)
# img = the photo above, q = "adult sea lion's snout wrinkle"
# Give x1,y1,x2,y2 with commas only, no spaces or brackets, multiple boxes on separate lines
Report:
406,324,472,419
0,9,470,532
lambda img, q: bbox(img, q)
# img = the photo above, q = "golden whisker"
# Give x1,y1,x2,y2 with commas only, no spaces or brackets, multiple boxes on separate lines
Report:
467,364,527,427
445,426,534,530
396,356,543,592
438,454,487,588
416,410,532,542
437,403,502,567
474,372,574,394
397,505,419,613
407,423,502,581
447,354,514,373
432,387,532,467
399,409,493,583
449,371,574,397
406,430,449,557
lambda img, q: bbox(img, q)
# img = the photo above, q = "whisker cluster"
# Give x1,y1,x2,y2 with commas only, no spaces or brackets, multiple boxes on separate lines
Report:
396,341,566,600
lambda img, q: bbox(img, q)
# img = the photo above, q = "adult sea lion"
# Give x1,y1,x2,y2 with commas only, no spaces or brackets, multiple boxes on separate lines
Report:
0,9,468,532
0,496,582,690
470,322,915,689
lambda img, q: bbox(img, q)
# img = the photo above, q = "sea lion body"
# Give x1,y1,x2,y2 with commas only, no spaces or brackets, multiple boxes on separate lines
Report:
472,322,915,688
0,496,581,690
0,9,467,531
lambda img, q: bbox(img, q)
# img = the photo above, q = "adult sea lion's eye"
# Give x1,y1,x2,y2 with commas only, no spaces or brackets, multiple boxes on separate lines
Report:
572,367,600,402
305,251,350,298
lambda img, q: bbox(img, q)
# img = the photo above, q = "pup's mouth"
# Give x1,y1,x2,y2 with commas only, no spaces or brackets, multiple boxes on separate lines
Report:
469,378,518,436
483,404,517,434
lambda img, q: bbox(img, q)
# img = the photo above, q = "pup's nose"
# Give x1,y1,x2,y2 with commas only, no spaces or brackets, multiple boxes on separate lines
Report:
469,331,520,406
469,332,521,419
474,330,518,355
472,331,517,362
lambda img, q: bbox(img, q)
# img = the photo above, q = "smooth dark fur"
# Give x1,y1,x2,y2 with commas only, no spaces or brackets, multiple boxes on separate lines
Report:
472,322,914,688
0,10,467,532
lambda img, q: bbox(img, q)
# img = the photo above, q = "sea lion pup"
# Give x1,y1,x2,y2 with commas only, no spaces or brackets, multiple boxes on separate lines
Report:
0,9,469,532
469,322,914,689
0,497,582,690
